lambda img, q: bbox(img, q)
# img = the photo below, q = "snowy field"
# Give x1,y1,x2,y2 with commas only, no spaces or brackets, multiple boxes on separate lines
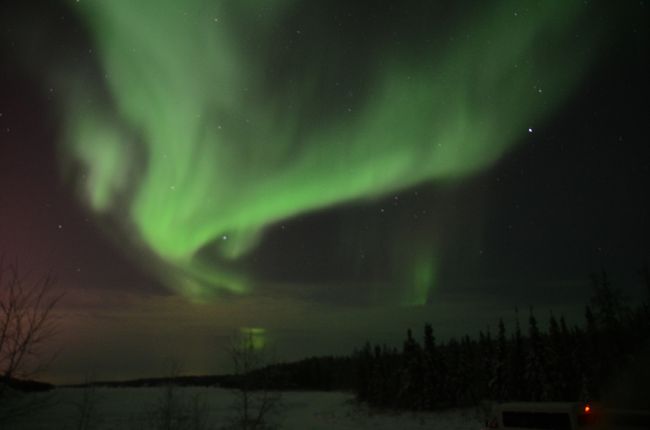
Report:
8,387,483,430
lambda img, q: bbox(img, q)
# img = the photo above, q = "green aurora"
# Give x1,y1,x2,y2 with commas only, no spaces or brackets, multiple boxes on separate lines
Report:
240,327,267,351
61,0,597,302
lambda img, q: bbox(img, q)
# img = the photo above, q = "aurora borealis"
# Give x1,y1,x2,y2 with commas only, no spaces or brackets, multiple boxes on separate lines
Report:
57,0,599,300
0,1,648,383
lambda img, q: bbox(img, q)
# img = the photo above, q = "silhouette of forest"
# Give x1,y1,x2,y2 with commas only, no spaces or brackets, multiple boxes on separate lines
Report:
248,270,649,411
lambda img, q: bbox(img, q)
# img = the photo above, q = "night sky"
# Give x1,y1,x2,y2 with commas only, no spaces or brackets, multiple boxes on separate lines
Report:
1,1,648,384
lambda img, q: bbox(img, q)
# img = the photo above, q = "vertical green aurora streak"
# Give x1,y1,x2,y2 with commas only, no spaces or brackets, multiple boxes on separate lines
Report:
62,1,595,300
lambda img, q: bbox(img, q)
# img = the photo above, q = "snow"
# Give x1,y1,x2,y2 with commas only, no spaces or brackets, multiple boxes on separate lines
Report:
8,387,483,429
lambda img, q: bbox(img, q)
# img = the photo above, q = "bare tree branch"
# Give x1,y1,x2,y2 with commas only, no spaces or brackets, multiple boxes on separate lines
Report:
225,331,282,430
0,259,63,421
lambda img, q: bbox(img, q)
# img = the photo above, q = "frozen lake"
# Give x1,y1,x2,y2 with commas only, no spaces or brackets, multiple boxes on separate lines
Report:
7,387,483,430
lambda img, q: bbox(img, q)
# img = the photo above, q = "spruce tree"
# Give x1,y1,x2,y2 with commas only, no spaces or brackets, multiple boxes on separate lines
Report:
399,329,425,409
479,329,495,401
422,324,439,409
356,342,374,402
459,335,478,405
525,308,548,400
491,319,508,401
546,313,566,400
508,308,526,400
445,338,461,406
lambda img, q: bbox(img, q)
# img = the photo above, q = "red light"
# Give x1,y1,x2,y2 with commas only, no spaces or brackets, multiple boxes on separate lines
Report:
584,405,591,413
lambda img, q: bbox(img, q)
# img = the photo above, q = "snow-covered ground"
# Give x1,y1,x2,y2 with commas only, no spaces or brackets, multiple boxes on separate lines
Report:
8,387,483,430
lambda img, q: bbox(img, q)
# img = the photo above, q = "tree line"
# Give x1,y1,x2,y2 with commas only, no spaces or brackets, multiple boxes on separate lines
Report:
353,270,650,410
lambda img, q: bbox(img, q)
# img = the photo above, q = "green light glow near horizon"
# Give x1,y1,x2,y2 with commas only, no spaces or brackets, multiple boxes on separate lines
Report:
61,0,596,301
240,327,267,350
